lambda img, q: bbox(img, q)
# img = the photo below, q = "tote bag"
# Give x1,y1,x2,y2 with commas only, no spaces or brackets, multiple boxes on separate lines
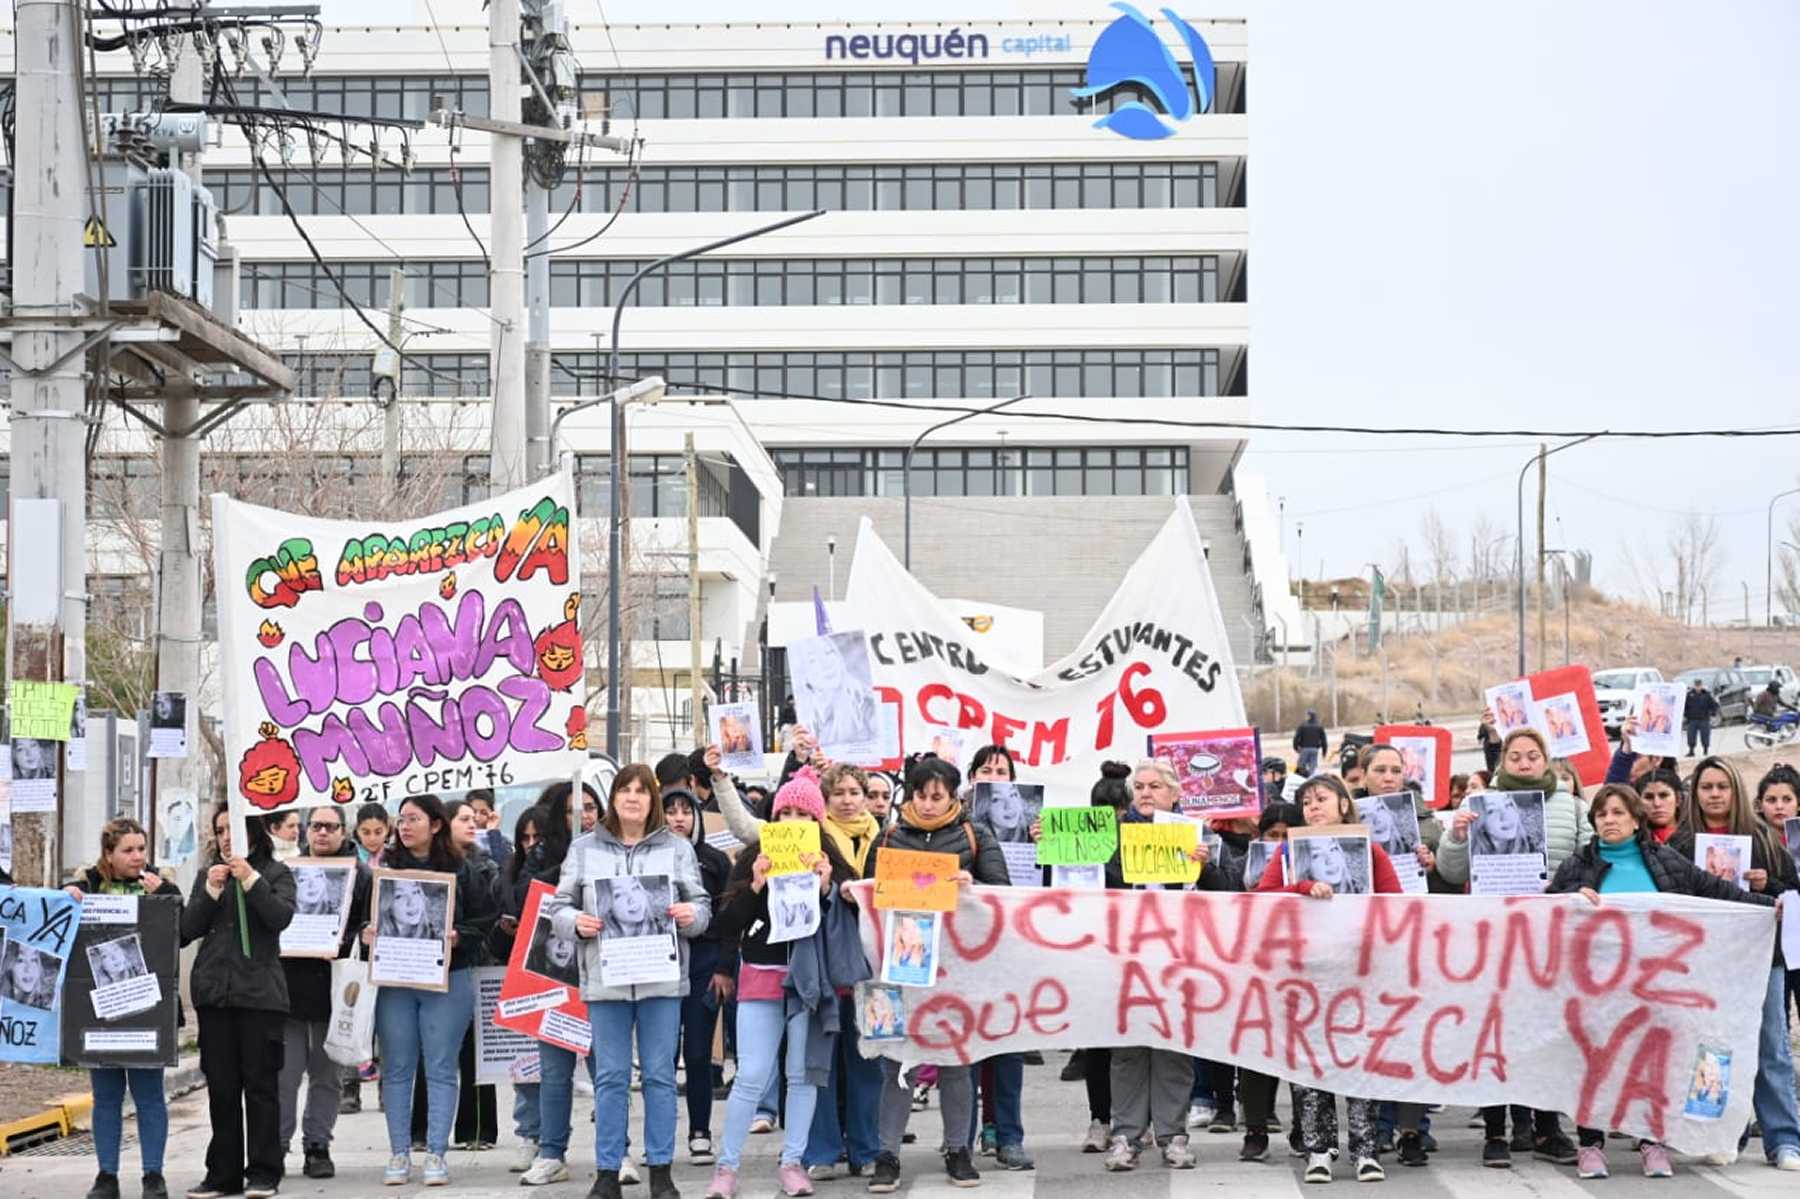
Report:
323,939,377,1067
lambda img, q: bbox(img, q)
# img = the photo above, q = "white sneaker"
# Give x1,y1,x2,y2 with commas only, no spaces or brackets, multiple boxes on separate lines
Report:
512,1140,540,1173
1082,1119,1110,1153
421,1153,449,1187
1187,1101,1216,1129
522,1157,571,1186
750,1115,776,1134
383,1154,411,1186
807,1164,838,1181
620,1155,641,1185
575,1073,595,1097
1705,1150,1738,1166
1775,1147,1800,1171
1103,1134,1139,1172
1162,1134,1197,1169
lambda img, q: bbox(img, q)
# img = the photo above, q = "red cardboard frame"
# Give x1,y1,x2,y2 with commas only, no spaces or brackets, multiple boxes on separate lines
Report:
1524,665,1608,787
1374,724,1453,810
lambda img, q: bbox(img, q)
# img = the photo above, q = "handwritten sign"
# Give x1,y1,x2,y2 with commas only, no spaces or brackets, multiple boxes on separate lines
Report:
873,848,959,912
761,822,821,877
1037,806,1118,866
9,682,79,743
1119,821,1198,885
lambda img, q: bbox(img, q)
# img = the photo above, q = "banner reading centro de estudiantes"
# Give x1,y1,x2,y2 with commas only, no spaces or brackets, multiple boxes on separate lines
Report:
214,476,589,841
842,498,1244,788
851,886,1770,1157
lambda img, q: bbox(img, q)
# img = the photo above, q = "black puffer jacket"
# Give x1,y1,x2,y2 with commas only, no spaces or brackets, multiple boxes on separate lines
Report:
382,844,501,972
1667,825,1794,966
869,806,1010,886
181,847,297,1012
1547,835,1778,909
280,842,372,1021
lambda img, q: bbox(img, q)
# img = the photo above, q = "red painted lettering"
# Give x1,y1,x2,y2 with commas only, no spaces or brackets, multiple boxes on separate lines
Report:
1253,897,1307,972
1364,992,1419,1080
1609,1025,1671,1142
1571,909,1631,995
1632,911,1713,1009
1025,978,1071,1037
1324,989,1366,1070
908,994,976,1064
1356,898,1423,987
1126,890,1179,960
1230,976,1274,1059
1471,994,1508,1082
1276,979,1323,1078
1116,960,1172,1039
942,894,1006,962
1433,919,1491,984
1025,718,1069,767
1499,904,1563,990
1421,1006,1469,1085
1014,891,1095,952
1564,998,1650,1126
1181,891,1251,964
989,712,1025,752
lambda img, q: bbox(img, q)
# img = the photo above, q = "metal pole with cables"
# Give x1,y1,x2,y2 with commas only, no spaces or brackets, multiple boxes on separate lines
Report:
904,394,1031,569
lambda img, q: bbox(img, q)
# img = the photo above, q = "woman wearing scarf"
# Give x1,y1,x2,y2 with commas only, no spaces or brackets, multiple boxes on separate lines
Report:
863,756,1009,1193
1434,726,1585,1167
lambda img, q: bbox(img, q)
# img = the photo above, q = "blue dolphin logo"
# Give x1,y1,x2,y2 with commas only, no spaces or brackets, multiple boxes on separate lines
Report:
1072,3,1217,140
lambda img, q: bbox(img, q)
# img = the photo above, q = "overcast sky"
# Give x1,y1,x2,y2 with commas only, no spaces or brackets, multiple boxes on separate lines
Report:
319,0,1800,610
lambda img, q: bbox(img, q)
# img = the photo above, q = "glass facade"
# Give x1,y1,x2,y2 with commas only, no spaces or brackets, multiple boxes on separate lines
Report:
771,446,1191,498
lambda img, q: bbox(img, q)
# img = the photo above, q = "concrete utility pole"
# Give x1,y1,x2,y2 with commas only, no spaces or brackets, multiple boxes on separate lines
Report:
6,0,89,884
1535,445,1547,672
487,0,527,491
381,268,406,503
523,187,552,480
686,433,704,746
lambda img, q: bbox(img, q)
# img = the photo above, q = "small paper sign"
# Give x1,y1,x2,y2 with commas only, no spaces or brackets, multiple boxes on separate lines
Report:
1119,821,1199,885
873,848,959,912
761,821,821,877
9,681,79,742
1037,806,1118,866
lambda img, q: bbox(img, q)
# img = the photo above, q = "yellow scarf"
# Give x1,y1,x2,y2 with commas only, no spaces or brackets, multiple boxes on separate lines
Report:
898,798,965,834
823,810,881,878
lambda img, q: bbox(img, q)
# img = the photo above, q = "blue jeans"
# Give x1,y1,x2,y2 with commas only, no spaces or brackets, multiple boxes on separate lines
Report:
1753,966,1800,1159
592,997,681,1171
375,968,475,1156
1298,748,1320,776
721,999,816,1169
91,1067,167,1175
536,1042,596,1162
514,1083,540,1142
805,994,882,1168
990,1055,1025,1148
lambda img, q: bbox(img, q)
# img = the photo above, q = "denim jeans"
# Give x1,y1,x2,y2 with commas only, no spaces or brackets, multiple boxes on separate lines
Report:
592,996,681,1171
721,999,816,1169
91,1067,167,1175
967,1055,1025,1148
535,1042,597,1162
514,1083,540,1142
1753,966,1800,1159
805,994,882,1169
375,968,475,1156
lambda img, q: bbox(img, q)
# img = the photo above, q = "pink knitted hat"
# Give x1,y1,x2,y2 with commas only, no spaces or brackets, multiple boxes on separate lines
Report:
771,766,826,823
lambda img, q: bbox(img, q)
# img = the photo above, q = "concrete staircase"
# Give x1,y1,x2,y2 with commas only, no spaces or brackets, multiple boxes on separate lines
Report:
759,494,1258,669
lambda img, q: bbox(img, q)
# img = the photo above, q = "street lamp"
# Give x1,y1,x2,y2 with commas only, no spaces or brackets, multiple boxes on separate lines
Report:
1516,436,1600,676
903,394,1031,569
599,210,826,757
1766,487,1800,626
826,535,837,603
760,570,778,748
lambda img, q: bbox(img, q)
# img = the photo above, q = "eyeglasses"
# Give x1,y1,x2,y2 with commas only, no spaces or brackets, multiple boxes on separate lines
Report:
309,821,342,832
395,813,429,826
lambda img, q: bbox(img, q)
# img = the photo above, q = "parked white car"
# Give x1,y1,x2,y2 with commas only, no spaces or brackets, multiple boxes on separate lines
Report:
1741,664,1800,708
1591,667,1665,739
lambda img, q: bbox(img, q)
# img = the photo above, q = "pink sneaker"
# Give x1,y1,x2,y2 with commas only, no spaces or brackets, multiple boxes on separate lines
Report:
705,1166,739,1199
1640,1143,1674,1178
778,1163,815,1197
1577,1146,1608,1178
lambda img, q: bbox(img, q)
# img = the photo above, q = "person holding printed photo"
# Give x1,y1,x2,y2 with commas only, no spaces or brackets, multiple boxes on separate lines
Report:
551,764,710,1199
366,793,499,1188
1254,776,1405,1183
1669,758,1800,1171
1752,765,1800,1030
181,806,296,1199
1547,782,1778,1177
661,784,737,1170
66,818,185,1199
1433,724,1587,1166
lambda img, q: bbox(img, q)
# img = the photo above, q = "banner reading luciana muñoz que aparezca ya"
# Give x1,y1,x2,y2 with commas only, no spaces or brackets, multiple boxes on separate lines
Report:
213,475,588,835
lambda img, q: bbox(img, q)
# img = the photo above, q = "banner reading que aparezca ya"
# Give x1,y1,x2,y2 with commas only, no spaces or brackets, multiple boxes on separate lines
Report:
214,476,588,841
843,497,1245,789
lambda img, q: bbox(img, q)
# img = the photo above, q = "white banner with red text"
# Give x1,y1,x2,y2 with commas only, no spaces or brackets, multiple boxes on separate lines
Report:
849,884,1772,1157
841,498,1244,789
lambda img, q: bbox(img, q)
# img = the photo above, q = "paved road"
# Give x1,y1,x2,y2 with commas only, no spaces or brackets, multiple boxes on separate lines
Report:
4,1054,1795,1199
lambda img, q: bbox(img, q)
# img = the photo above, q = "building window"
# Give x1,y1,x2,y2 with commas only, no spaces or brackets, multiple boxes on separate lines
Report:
772,446,1189,498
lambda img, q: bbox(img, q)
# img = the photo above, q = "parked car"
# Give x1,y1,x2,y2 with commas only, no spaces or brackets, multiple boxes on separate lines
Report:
1591,667,1665,739
1672,667,1753,725
1739,664,1800,708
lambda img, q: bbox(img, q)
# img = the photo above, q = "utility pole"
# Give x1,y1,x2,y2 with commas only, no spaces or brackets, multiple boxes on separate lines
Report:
1535,444,1547,672
6,0,89,885
686,433,704,746
486,0,526,491
380,267,405,503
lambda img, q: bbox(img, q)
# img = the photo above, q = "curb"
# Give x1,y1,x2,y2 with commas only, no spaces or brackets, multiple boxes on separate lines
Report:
0,1061,204,1157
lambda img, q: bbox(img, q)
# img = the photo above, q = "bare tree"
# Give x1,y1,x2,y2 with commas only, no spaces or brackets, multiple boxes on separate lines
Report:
1666,511,1723,624
1777,513,1800,620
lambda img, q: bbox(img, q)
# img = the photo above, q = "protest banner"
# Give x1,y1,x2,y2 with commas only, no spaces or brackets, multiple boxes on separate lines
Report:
1148,727,1261,819
0,886,80,1063
1120,821,1198,885
497,881,590,1056
842,499,1244,790
873,849,959,912
761,822,821,877
212,475,588,849
1374,725,1452,810
1037,806,1118,866
848,883,1771,1156
61,895,180,1068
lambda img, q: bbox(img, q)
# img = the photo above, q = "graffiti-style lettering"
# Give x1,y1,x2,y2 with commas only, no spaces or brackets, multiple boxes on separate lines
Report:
246,538,324,609
335,516,505,587
494,496,572,586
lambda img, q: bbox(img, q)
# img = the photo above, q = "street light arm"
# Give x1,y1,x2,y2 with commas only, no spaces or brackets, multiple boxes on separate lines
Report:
903,394,1031,569
1515,433,1601,676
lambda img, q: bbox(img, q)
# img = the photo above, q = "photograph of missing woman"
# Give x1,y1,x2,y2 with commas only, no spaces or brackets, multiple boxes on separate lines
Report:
1466,790,1550,895
1485,682,1536,735
1355,793,1420,858
767,872,821,944
1695,833,1752,891
1286,832,1373,895
147,691,189,759
293,863,351,917
591,874,680,987
1786,817,1800,864
1537,693,1590,757
709,702,764,773
523,914,583,988
10,737,56,781
1683,1044,1732,1121
280,860,358,958
370,870,456,990
86,934,149,988
856,980,908,1042
788,631,879,760
1,939,62,1010
880,909,941,988
1632,683,1684,758
972,782,1044,845
1242,841,1279,890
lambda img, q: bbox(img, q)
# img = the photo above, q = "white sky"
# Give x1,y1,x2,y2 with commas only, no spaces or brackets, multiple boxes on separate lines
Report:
315,0,1800,608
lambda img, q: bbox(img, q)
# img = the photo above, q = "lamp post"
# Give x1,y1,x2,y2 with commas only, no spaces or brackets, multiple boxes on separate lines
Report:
903,394,1030,569
760,571,777,748
1766,487,1800,626
1516,435,1599,676
599,210,825,756
827,535,837,603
